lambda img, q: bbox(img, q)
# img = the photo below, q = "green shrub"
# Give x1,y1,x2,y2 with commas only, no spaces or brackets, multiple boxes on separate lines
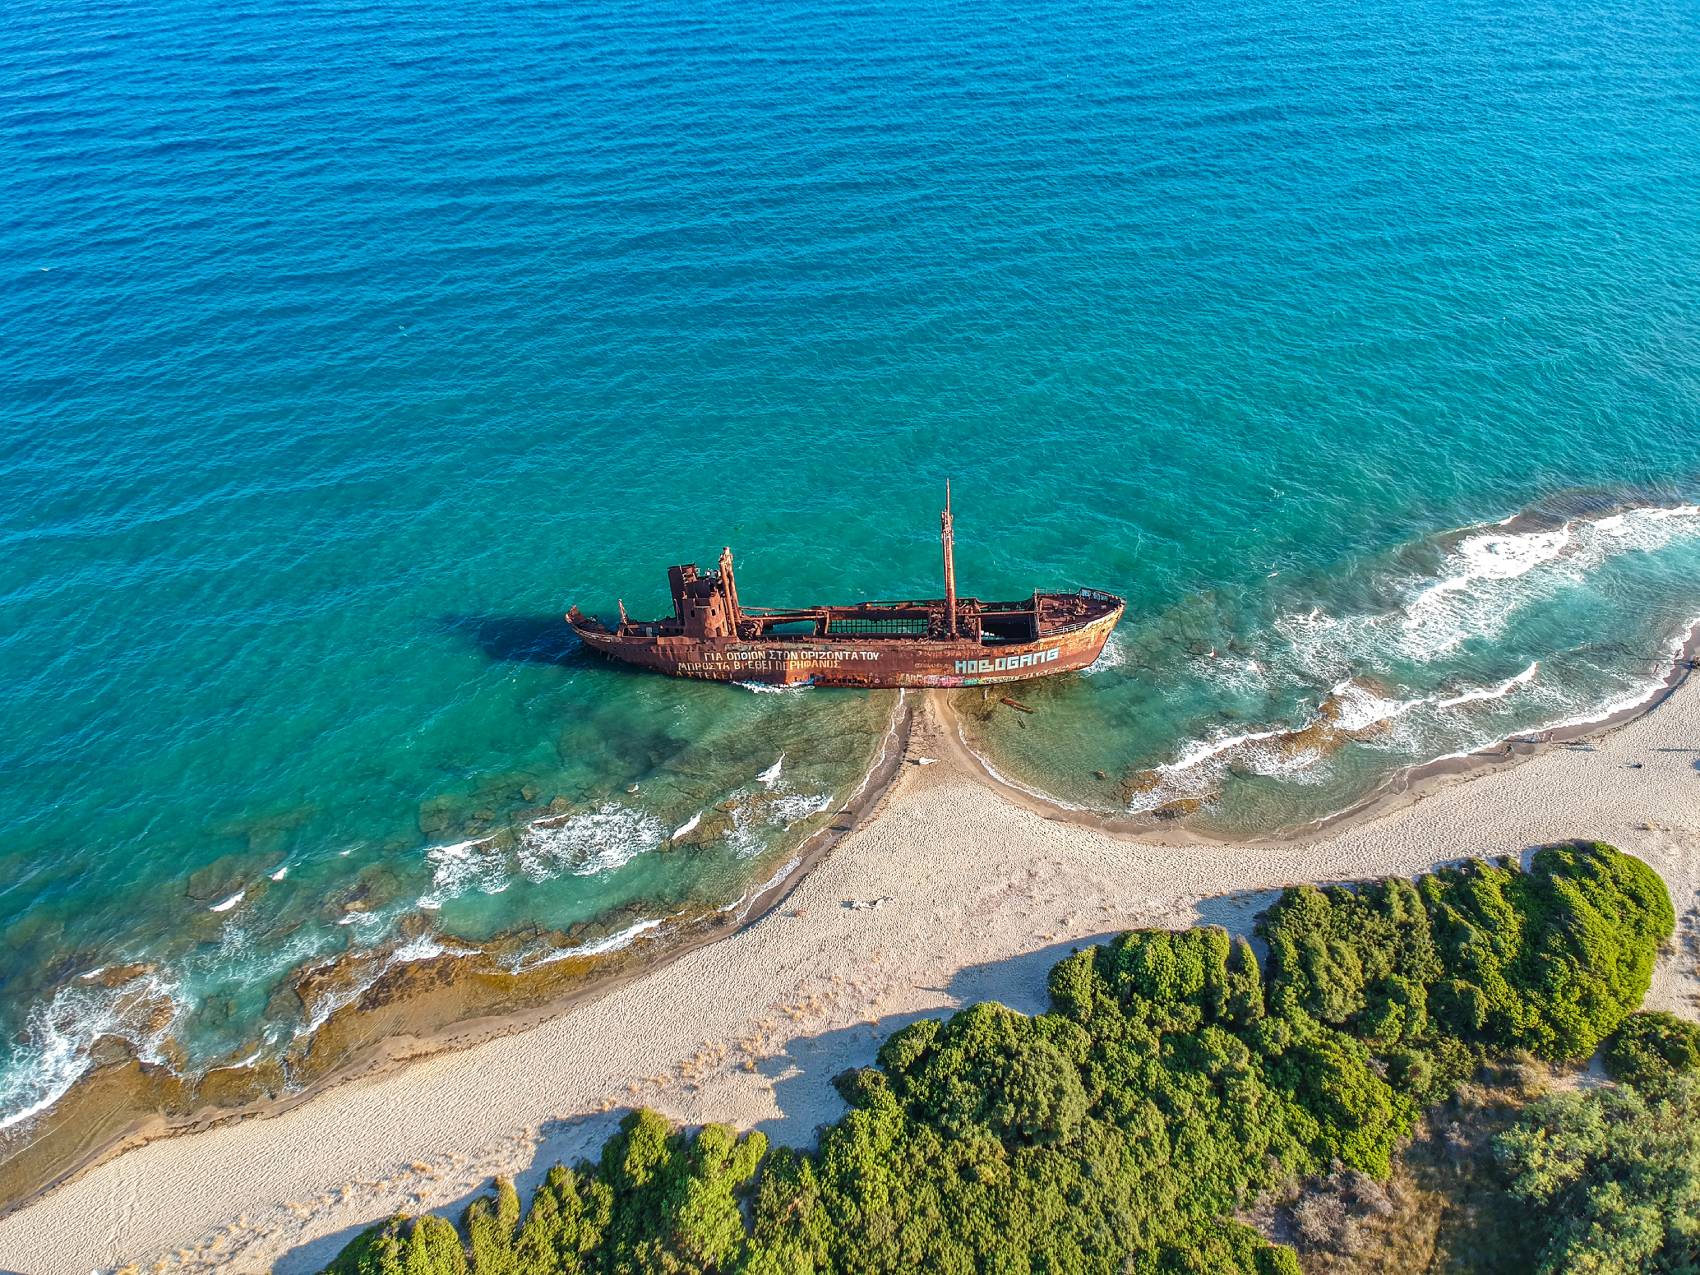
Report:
1421,842,1672,1060
1254,1245,1304,1275
1262,878,1439,1040
322,1213,471,1275
1603,1010,1700,1094
877,1001,1091,1144
1494,1073,1700,1273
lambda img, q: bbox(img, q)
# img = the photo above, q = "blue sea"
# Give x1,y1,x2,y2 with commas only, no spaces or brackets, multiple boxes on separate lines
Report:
2,0,1699,1133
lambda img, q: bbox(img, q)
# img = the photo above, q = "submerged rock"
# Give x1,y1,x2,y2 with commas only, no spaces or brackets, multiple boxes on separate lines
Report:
1119,767,1164,805
1152,797,1206,820
84,962,157,989
1277,679,1398,759
184,854,261,903
417,794,462,837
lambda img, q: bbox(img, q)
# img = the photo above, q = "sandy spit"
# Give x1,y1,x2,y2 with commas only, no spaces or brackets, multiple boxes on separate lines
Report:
0,685,1696,1274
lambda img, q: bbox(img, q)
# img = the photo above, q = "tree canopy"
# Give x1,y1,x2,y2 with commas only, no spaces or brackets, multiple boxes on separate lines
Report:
1495,1074,1700,1274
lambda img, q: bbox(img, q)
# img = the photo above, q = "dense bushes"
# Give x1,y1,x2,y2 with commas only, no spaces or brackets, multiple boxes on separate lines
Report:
1603,1010,1700,1094
325,1111,763,1275
321,841,1673,1275
1494,1074,1700,1273
1260,842,1673,1077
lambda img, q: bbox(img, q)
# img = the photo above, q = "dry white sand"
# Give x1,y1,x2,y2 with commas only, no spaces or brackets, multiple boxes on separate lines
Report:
1,684,1696,1275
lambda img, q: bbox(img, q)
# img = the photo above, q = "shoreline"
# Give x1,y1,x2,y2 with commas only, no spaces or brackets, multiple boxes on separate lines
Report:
5,616,1692,1210
945,616,1700,849
0,694,916,1226
0,673,1695,1273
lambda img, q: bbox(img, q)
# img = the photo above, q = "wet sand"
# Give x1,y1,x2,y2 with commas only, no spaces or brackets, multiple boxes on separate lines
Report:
0,680,1696,1274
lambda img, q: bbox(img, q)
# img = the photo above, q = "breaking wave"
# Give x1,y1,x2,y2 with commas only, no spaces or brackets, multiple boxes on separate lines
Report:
1103,502,1700,820
1399,504,1699,660
506,917,667,974
1083,629,1130,676
418,835,508,910
416,803,666,912
1123,661,1552,814
1433,661,1540,709
298,932,480,1035
1270,503,1700,678
518,804,665,880
1532,615,1700,733
0,969,186,1133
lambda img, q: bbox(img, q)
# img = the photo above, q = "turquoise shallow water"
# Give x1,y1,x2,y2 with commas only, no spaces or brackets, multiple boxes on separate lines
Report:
3,0,1700,1129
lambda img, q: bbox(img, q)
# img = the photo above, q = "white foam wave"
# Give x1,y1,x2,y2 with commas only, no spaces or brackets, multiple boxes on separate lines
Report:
394,935,448,963
569,917,664,957
1084,629,1129,676
1130,662,1545,814
1161,726,1285,775
297,933,476,1035
418,835,506,910
1236,740,1331,783
1538,684,1666,733
269,864,289,881
670,811,703,841
0,971,185,1132
1197,653,1270,696
758,753,785,787
722,854,804,921
518,803,664,881
1270,608,1379,682
736,680,811,694
1400,505,1700,659
1323,679,1430,732
209,890,245,913
1533,615,1700,733
1402,524,1573,657
1433,661,1539,709
769,791,833,826
507,917,666,973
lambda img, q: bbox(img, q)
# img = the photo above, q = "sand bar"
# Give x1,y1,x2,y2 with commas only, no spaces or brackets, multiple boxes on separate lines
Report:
0,683,1696,1274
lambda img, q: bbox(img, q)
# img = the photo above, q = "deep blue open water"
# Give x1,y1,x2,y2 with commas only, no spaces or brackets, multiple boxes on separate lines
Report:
2,0,1699,1129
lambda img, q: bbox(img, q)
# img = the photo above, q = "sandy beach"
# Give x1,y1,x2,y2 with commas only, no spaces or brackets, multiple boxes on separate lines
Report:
1,681,1696,1275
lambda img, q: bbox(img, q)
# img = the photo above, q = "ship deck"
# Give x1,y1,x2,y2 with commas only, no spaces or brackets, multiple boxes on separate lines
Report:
587,588,1123,645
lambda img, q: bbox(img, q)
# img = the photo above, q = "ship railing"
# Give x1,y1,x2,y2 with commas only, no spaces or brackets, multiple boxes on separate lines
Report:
743,601,937,617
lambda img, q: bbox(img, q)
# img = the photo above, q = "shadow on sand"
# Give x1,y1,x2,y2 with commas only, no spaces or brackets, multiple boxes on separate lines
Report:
274,1110,632,1275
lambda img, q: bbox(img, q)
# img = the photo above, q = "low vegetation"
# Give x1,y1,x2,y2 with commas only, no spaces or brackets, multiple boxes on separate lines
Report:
1495,1071,1700,1272
1602,1009,1700,1094
320,841,1674,1275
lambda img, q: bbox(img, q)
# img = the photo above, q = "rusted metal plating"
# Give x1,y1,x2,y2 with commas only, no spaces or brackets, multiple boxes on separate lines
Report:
568,490,1125,688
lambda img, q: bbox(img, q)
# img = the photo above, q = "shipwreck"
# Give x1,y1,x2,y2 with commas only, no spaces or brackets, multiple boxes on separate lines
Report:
567,487,1125,688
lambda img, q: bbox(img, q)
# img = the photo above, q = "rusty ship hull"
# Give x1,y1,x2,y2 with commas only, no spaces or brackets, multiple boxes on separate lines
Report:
567,487,1125,689
570,596,1123,688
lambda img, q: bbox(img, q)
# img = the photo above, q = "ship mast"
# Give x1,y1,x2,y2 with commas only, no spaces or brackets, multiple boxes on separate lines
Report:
941,481,957,638
718,546,743,626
